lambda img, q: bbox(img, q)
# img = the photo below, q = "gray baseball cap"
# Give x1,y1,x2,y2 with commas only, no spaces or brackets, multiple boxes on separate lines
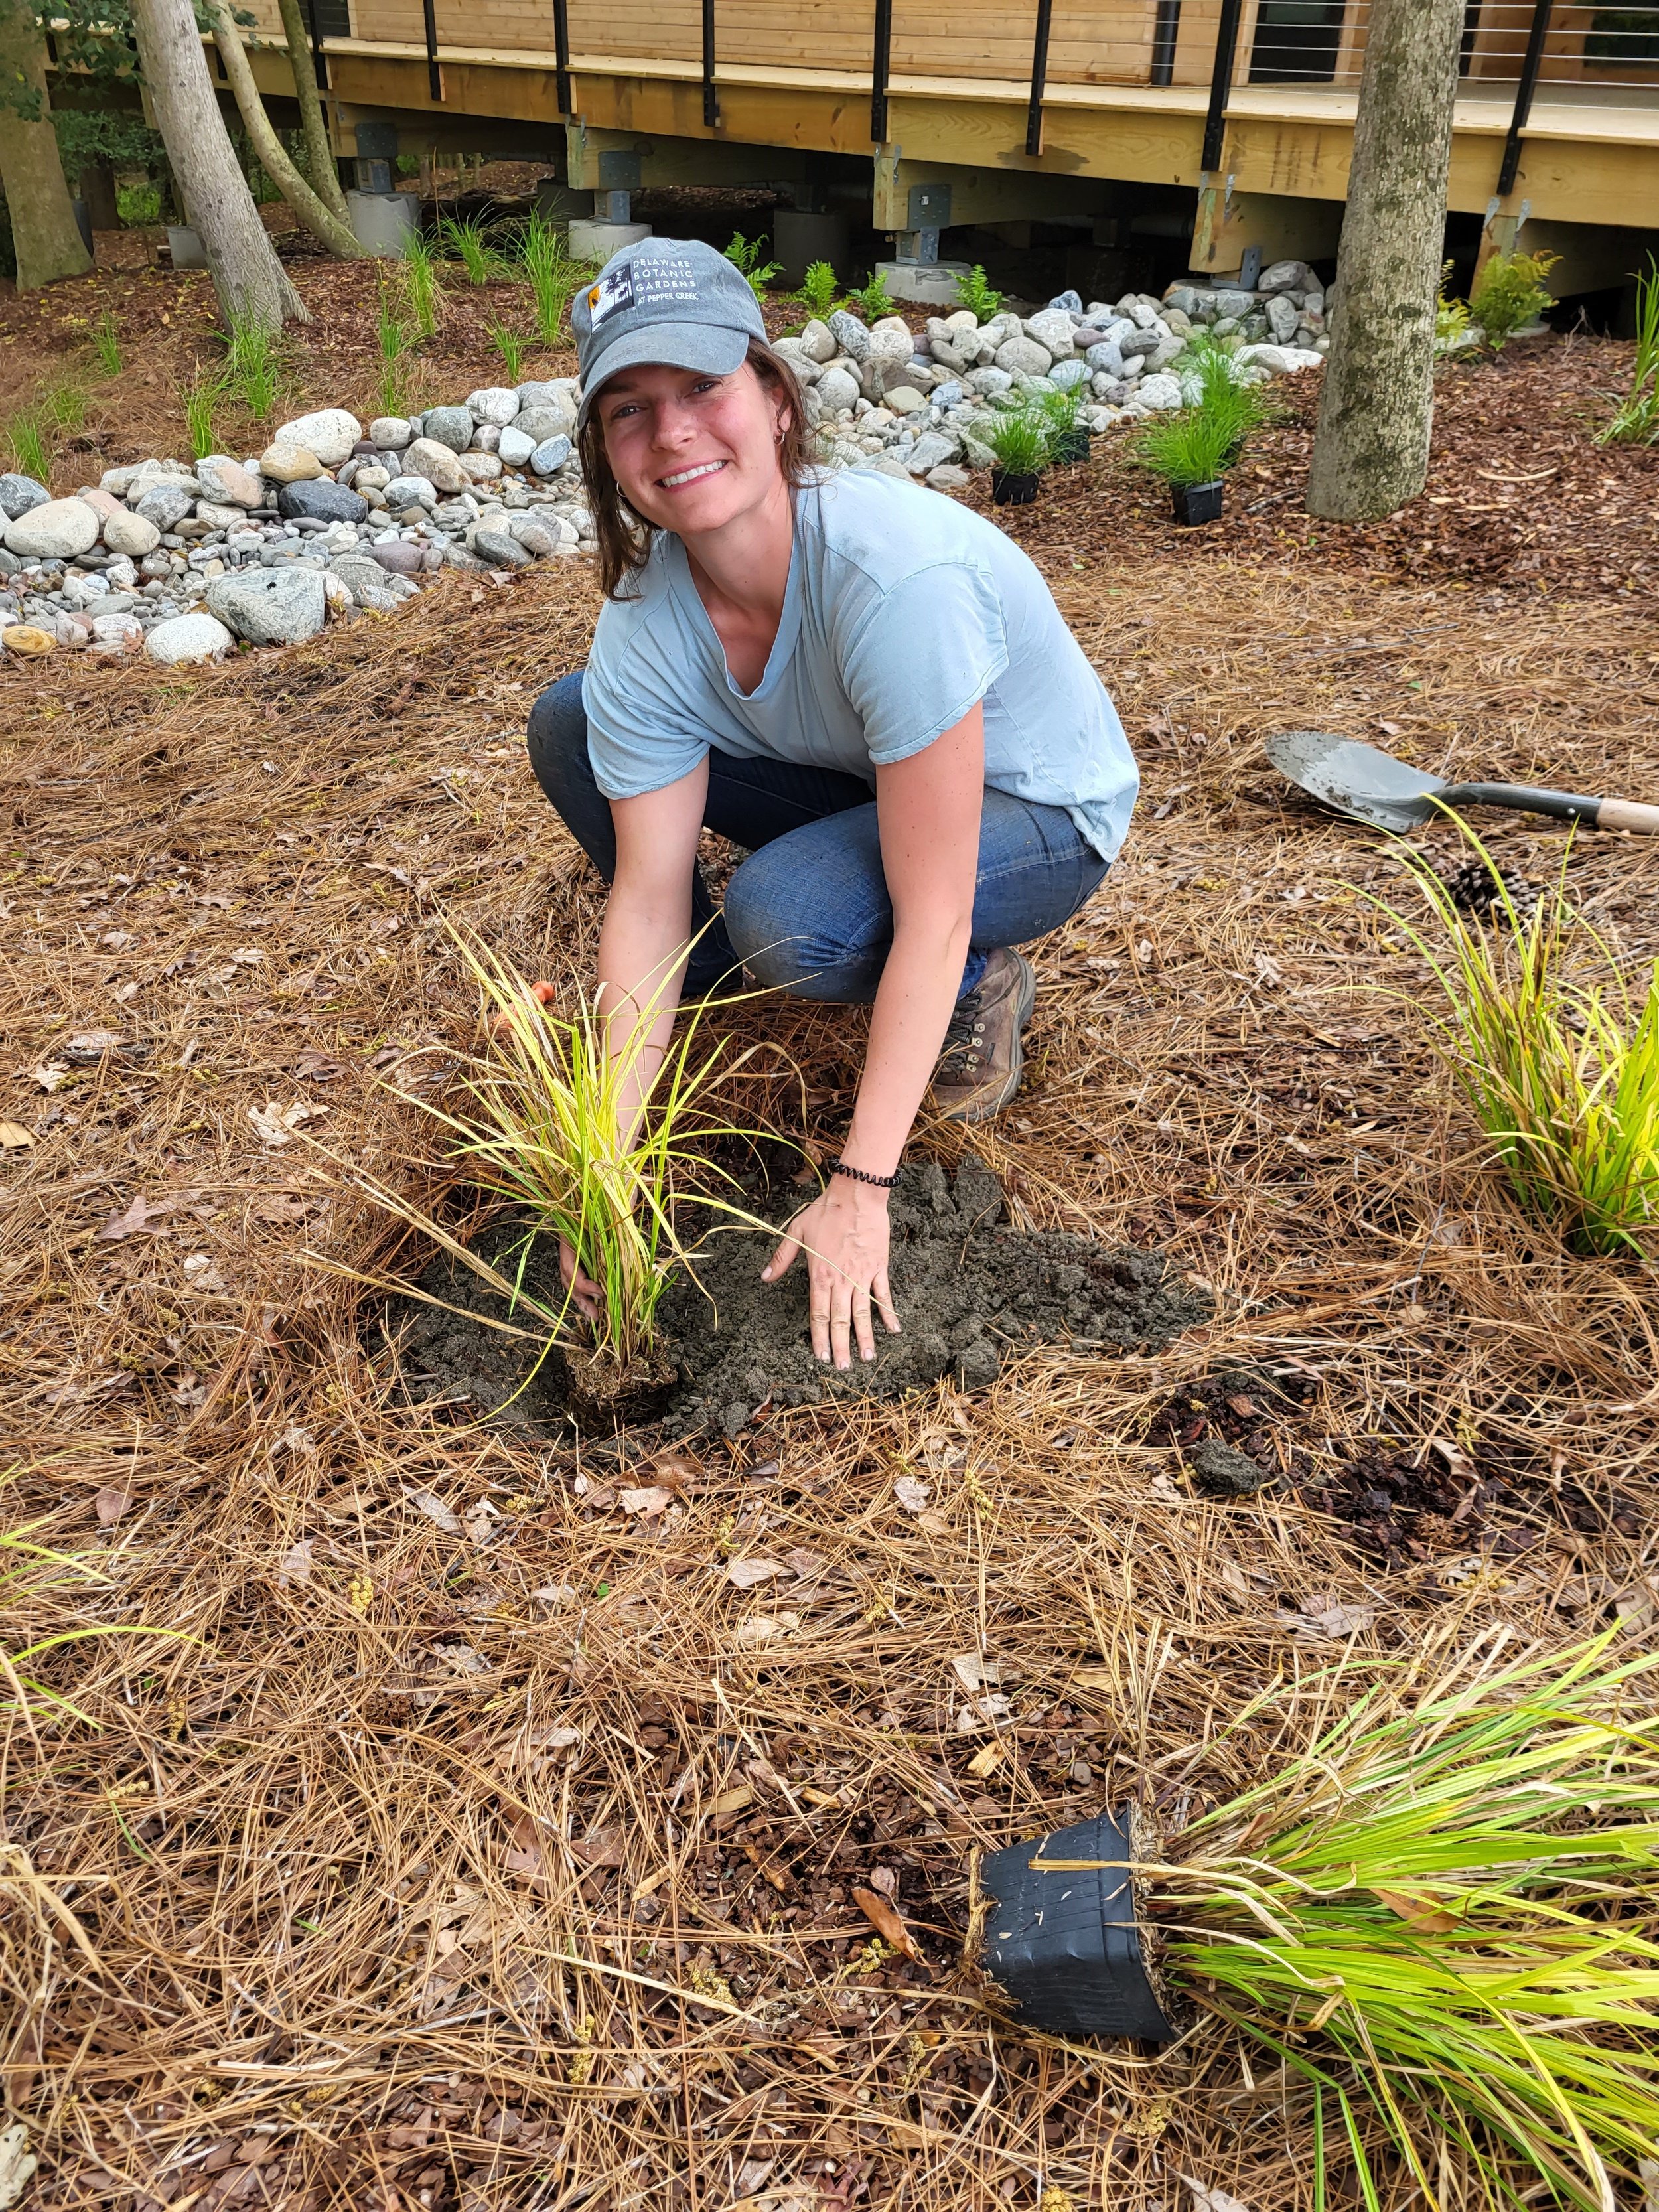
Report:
572,236,768,434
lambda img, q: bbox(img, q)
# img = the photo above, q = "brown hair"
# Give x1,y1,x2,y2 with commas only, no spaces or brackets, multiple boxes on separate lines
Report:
578,338,814,601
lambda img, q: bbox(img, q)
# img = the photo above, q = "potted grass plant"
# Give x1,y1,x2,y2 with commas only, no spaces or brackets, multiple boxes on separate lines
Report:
347,926,781,1422
972,1633,1659,2211
981,404,1050,506
1135,337,1267,523
1036,381,1092,465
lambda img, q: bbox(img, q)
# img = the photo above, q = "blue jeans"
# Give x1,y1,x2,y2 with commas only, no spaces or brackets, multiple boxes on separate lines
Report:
526,670,1110,1003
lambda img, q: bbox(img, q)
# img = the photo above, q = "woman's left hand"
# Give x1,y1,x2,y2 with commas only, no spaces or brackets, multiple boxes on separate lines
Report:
763,1179,902,1370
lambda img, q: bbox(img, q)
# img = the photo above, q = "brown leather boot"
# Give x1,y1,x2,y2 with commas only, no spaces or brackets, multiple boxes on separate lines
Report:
930,949,1037,1124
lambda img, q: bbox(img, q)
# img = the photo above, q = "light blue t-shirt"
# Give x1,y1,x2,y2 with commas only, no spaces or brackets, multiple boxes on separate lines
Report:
582,468,1138,862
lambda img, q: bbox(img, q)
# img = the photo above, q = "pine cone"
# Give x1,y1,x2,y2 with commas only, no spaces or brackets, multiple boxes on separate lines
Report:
1437,859,1537,919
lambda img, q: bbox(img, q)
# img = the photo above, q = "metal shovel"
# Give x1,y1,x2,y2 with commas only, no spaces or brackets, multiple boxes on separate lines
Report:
1266,729,1659,837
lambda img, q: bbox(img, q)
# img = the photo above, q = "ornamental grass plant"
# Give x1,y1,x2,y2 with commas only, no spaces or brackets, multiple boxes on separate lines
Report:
1383,828,1659,1256
1141,1633,1659,2212
1597,256,1659,445
352,926,782,1397
979,403,1050,477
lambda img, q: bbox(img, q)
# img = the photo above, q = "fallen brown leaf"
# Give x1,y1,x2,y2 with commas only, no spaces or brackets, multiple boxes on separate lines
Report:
851,1885,924,1961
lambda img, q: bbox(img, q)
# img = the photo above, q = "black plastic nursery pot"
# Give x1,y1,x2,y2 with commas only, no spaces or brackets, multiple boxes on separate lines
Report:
972,1810,1177,2040
1172,479,1224,526
1052,428,1094,465
992,469,1042,506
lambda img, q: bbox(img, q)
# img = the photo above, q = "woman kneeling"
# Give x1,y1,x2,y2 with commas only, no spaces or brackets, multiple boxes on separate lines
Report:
526,239,1138,1372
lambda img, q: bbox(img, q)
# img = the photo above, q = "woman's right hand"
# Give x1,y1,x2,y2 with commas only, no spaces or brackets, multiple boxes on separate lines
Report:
559,1236,604,1325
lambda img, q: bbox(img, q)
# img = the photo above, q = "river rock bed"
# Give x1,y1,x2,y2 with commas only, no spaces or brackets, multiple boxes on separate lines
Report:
0,265,1327,665
387,1155,1211,1439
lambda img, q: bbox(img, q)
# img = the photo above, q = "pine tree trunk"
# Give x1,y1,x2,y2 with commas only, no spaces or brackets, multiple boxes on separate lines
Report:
0,0,94,287
274,0,350,220
1304,0,1464,520
129,0,309,332
204,0,363,258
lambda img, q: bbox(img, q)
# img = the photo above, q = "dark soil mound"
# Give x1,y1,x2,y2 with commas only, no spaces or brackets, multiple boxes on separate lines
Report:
387,1155,1210,1439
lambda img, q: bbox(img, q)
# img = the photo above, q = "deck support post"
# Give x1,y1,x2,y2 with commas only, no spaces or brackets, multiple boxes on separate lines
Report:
552,0,571,116
702,0,719,129
421,0,441,102
1496,0,1551,197
1201,0,1245,173
871,0,892,144
1025,0,1053,158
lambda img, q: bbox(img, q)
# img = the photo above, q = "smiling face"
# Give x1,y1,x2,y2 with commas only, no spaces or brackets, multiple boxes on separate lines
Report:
595,358,792,542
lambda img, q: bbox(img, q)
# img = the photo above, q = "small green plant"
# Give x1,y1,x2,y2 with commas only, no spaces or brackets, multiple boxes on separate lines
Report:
794,259,839,316
517,208,581,347
1471,246,1560,350
954,263,1003,319
374,284,416,417
979,404,1049,477
90,309,122,376
1381,828,1659,1256
402,227,443,340
5,411,49,484
488,322,528,381
1033,380,1086,437
181,368,228,462
1143,1633,1659,2211
42,382,86,435
224,314,280,419
723,230,782,302
439,213,510,284
1435,261,1477,357
840,271,896,322
115,179,161,226
1598,255,1659,443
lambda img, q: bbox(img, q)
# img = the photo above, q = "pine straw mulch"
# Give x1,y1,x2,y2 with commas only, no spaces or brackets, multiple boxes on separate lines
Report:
974,333,1659,604
3,548,1659,2212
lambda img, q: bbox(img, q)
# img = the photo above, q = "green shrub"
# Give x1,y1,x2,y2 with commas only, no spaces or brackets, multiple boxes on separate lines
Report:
115,181,161,227
374,285,416,417
794,259,839,316
840,272,895,321
1471,248,1559,350
723,230,782,301
182,369,228,462
5,411,50,484
489,322,528,381
224,315,280,419
402,228,443,340
954,263,1003,319
1133,402,1239,488
439,214,510,283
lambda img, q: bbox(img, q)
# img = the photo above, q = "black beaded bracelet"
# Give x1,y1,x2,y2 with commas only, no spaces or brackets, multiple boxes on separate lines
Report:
830,1157,900,1190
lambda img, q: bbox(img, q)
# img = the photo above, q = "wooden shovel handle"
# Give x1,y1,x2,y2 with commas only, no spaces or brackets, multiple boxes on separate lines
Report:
1597,798,1659,836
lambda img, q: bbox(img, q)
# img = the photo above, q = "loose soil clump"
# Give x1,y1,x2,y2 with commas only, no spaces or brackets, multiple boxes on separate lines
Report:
390,1155,1210,1436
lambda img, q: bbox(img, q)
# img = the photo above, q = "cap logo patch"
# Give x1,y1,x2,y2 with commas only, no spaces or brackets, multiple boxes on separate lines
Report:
587,264,635,327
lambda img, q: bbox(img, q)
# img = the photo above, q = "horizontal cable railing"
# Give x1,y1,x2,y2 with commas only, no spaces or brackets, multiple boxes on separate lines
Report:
379,0,1654,175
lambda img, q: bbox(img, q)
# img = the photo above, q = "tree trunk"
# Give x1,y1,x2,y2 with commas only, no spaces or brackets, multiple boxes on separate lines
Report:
274,0,350,220
129,0,308,331
0,0,94,287
204,0,363,258
1303,0,1464,520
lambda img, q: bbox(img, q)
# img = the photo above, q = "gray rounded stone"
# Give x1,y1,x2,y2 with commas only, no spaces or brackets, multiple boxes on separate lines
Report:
497,424,537,467
4,497,101,560
421,406,475,454
204,567,328,645
994,335,1052,378
278,479,370,525
382,475,437,509
466,386,520,427
471,528,532,569
143,611,235,664
136,485,197,532
0,475,50,522
528,436,573,477
815,368,860,413
828,310,871,361
370,417,414,449
102,508,163,557
273,409,362,466
195,455,263,509
514,401,577,445
403,439,468,494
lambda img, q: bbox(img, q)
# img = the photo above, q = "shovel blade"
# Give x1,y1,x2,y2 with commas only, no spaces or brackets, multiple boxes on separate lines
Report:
1267,729,1448,834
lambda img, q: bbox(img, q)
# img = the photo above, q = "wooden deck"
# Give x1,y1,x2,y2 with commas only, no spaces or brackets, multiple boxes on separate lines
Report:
229,0,1659,234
